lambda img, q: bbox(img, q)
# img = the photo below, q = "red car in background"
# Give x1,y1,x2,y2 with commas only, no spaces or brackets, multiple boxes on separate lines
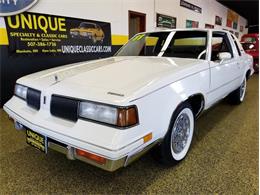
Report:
241,33,259,73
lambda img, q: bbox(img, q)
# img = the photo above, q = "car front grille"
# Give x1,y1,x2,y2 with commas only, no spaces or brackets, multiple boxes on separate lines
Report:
50,95,79,122
26,88,41,110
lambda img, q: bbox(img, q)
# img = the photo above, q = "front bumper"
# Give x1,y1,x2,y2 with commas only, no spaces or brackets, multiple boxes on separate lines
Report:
3,98,157,171
47,138,126,171
22,125,156,171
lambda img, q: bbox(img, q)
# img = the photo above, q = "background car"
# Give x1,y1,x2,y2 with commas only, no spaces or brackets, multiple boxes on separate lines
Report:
241,33,259,72
70,22,105,43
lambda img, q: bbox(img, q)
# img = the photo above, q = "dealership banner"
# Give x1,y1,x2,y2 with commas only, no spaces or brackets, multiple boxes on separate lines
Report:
0,12,112,107
3,12,112,55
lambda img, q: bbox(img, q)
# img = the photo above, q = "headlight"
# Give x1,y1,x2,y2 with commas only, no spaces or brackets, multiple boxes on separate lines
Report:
14,84,28,100
79,101,138,128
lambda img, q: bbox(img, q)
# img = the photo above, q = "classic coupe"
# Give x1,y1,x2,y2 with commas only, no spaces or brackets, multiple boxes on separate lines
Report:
70,22,105,43
4,29,254,171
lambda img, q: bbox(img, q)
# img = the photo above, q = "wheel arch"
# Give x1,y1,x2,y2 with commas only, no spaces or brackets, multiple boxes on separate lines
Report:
185,93,205,118
246,69,251,80
168,93,205,122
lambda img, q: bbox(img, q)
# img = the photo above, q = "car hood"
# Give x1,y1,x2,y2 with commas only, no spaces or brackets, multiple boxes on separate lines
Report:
18,56,207,104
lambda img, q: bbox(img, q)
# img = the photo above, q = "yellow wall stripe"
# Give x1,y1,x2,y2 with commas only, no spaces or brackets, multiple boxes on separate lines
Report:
112,34,128,45
0,28,9,45
0,32,127,46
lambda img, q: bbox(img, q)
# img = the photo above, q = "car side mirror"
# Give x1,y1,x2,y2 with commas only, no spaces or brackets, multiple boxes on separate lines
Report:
218,52,232,63
249,44,254,49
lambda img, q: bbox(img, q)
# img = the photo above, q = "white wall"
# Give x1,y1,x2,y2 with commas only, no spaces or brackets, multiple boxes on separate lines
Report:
28,0,248,40
155,0,248,38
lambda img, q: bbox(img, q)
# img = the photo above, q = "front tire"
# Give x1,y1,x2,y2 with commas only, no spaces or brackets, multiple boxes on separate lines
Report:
228,77,247,105
155,102,194,165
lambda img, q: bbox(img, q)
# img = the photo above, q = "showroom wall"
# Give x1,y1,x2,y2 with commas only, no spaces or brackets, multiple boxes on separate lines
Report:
0,0,248,106
27,0,248,43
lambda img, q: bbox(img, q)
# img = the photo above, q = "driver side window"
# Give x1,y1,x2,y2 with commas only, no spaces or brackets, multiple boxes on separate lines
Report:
211,32,233,61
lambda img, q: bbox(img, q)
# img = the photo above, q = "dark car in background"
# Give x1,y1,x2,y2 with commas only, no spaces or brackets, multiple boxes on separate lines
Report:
241,33,259,73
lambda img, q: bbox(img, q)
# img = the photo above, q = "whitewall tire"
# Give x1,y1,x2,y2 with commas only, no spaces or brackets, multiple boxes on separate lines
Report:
154,102,194,165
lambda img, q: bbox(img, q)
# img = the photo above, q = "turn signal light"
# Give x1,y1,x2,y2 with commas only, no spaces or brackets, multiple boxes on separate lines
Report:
117,107,138,127
76,149,106,164
143,133,153,143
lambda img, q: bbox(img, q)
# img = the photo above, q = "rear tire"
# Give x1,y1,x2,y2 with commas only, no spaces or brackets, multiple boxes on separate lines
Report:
154,102,194,166
228,77,247,105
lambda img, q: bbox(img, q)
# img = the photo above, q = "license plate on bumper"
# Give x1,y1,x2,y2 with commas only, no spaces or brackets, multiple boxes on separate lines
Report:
26,129,47,153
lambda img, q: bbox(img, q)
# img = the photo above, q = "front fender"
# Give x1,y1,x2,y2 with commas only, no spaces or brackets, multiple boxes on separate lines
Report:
130,67,210,141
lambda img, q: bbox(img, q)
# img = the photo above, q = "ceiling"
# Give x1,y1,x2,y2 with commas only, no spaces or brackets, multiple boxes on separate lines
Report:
217,0,259,32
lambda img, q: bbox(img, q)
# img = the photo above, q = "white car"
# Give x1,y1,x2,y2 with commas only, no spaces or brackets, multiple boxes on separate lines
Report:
4,29,253,171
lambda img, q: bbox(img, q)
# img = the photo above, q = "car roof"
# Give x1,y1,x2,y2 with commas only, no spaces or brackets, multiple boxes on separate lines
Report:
80,22,96,25
242,33,259,37
135,28,230,35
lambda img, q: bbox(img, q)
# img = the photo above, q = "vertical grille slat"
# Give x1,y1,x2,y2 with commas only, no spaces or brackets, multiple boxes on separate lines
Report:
26,88,41,110
50,95,79,122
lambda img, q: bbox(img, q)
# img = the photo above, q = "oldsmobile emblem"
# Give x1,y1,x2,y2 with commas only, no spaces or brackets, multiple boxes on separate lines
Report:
54,75,58,82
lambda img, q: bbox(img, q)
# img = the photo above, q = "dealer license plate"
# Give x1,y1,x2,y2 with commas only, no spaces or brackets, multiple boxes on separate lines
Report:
26,129,47,153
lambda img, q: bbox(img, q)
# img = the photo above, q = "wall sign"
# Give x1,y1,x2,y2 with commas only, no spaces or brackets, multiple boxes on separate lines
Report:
226,9,238,29
4,12,112,55
0,0,38,16
205,24,214,29
156,13,176,29
186,20,199,28
233,22,237,30
240,25,243,32
235,32,239,38
215,16,222,26
1,12,112,106
180,0,202,13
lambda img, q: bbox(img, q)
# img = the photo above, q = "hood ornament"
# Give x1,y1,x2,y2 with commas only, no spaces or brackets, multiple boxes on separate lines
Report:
54,75,58,82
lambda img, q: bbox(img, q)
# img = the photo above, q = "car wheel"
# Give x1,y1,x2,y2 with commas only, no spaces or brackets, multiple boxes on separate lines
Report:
228,77,247,105
154,102,194,165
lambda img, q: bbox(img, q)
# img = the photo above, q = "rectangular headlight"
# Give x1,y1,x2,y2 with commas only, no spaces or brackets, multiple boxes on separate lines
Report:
79,101,118,125
79,101,138,128
14,84,28,100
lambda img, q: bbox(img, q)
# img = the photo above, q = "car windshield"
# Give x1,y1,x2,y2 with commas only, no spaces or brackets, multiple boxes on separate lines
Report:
116,32,170,56
242,37,256,43
116,31,208,59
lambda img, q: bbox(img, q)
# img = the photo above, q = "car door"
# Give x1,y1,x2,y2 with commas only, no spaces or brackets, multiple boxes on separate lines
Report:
207,31,242,106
